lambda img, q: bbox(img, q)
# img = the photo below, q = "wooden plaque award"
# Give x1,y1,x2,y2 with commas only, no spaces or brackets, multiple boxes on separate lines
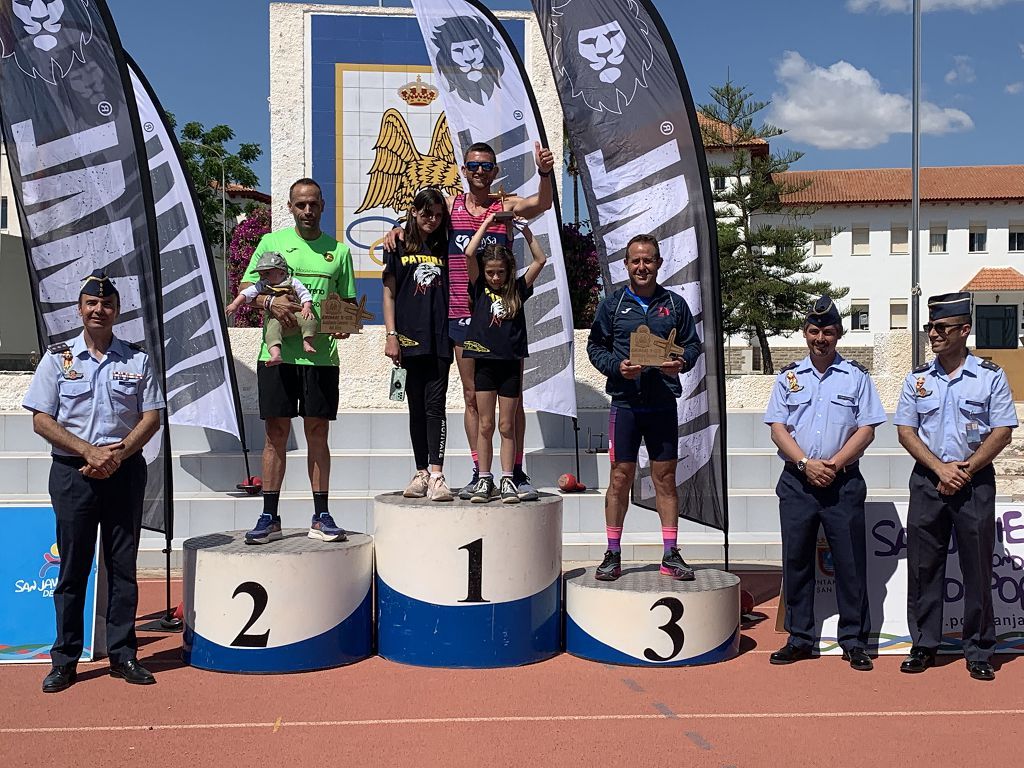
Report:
319,294,375,335
629,325,686,367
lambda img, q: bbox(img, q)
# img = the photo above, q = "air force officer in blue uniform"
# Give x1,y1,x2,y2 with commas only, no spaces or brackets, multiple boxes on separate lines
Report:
764,297,885,670
23,271,164,693
895,292,1017,681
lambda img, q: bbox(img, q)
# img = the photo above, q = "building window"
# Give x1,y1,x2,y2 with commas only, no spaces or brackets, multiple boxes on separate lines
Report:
852,226,870,256
850,302,870,332
0,196,7,230
929,224,947,254
890,224,909,255
1009,226,1024,252
813,227,832,257
976,305,1018,349
969,223,987,253
713,176,726,192
889,302,908,330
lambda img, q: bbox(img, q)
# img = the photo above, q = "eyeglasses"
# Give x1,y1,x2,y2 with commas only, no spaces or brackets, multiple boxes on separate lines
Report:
923,322,966,334
416,210,444,221
464,161,496,172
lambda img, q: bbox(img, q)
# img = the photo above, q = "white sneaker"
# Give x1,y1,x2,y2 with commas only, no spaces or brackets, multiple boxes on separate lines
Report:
428,474,454,502
403,470,429,498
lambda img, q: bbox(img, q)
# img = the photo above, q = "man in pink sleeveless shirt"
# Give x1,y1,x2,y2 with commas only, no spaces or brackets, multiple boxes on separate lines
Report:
387,141,555,499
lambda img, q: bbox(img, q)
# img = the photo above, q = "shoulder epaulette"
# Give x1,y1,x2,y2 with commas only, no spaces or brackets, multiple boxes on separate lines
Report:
126,341,145,352
912,363,930,373
779,362,798,372
980,359,1001,371
849,360,869,374
47,341,69,355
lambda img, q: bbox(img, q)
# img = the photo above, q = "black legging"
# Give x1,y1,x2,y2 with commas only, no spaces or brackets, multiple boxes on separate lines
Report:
404,354,451,469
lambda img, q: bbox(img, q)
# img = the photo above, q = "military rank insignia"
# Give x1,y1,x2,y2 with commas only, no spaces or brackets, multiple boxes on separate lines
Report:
785,371,804,393
915,376,932,398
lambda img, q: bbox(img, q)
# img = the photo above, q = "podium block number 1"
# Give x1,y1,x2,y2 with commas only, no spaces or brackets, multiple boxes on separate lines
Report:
643,596,685,662
230,581,271,648
458,538,489,604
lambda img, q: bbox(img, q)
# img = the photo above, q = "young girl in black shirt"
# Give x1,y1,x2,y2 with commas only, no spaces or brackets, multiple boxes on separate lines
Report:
462,213,547,503
382,188,453,501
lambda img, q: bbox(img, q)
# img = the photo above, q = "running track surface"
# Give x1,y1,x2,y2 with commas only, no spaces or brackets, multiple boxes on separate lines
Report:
3,575,1024,767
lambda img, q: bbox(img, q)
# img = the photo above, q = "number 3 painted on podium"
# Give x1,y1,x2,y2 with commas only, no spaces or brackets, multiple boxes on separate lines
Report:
643,596,685,662
231,581,271,648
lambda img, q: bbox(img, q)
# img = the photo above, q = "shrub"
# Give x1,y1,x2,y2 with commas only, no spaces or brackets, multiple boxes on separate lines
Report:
227,206,271,328
561,221,602,328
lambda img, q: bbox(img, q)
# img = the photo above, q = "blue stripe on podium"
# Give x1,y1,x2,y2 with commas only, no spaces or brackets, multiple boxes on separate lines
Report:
183,587,373,673
566,614,740,666
376,576,562,668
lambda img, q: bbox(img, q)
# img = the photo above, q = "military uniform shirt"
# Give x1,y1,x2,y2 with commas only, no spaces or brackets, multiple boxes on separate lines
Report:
893,354,1018,462
764,354,886,460
22,333,165,457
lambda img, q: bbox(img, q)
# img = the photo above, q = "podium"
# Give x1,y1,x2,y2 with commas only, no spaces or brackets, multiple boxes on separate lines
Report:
566,566,740,666
374,493,562,668
182,530,373,673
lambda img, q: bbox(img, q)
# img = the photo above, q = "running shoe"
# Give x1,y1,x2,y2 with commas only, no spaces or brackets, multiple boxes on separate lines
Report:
470,476,495,503
514,472,540,501
245,513,282,545
428,474,454,502
458,471,480,500
500,476,521,504
660,547,695,580
595,550,622,581
308,513,348,542
403,470,429,498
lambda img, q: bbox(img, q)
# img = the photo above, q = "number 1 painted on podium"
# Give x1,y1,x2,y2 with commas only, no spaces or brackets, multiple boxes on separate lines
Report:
458,538,489,603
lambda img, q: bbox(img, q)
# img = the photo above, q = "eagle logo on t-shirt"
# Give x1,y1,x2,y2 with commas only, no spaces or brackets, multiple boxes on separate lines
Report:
414,263,442,294
489,296,508,326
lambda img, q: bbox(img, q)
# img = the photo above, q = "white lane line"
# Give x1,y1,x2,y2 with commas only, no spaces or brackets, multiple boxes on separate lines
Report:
4,709,1024,735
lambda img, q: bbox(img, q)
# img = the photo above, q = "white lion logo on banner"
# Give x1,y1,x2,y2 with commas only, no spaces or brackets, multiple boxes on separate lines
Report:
430,15,505,107
0,0,94,84
550,0,654,115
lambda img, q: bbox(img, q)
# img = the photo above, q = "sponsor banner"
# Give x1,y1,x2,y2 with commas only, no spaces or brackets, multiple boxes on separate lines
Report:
412,0,576,418
532,0,726,528
811,502,1024,654
128,57,243,439
0,507,99,663
0,0,170,533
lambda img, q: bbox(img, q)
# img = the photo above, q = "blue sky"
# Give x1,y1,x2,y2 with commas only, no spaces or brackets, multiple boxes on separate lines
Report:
107,0,1024,192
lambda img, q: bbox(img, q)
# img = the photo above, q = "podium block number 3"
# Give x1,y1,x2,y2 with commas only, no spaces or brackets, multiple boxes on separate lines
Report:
643,596,685,662
231,581,271,648
458,538,490,604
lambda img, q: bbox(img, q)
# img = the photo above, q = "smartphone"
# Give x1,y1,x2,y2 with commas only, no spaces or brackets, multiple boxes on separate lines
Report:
389,366,407,402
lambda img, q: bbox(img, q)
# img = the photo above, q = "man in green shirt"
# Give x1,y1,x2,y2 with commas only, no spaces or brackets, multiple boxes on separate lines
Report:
240,178,355,544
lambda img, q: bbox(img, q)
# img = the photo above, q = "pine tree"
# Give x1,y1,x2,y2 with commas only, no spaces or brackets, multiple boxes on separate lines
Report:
700,81,847,374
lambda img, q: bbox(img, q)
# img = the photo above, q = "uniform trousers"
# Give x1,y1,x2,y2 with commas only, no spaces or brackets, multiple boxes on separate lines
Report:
777,464,870,651
907,463,995,661
48,453,147,666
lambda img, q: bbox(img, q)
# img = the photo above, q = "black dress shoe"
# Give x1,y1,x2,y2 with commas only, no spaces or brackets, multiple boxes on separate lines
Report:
770,643,814,665
967,660,995,681
900,648,936,674
42,664,76,693
842,647,874,671
109,659,156,685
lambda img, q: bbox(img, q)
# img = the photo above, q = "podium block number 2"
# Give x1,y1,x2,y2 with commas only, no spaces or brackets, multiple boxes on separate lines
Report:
643,596,685,662
458,538,489,604
231,581,271,648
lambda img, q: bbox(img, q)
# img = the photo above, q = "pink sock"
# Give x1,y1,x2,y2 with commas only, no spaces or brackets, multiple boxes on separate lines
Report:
515,451,524,465
471,451,479,472
662,526,678,554
606,525,623,553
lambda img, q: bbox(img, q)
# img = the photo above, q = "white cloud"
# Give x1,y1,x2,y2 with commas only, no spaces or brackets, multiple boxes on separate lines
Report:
1019,41,1024,56
1007,81,1024,94
944,55,976,84
770,51,974,150
848,0,1023,12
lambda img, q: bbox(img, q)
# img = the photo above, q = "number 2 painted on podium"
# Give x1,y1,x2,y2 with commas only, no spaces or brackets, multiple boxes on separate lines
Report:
231,581,270,647
458,538,489,603
643,596,685,661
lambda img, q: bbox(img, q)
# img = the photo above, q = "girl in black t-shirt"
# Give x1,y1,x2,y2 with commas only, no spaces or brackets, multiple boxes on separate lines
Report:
462,212,547,504
382,188,454,502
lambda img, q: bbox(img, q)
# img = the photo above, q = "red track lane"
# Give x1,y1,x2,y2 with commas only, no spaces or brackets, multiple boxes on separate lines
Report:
3,579,1024,767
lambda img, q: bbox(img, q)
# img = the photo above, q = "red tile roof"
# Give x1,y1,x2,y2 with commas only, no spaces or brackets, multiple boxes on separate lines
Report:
962,267,1024,292
697,113,769,153
777,165,1024,205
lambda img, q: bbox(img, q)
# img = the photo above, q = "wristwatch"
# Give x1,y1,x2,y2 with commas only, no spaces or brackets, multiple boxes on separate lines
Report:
796,457,808,473
386,331,398,337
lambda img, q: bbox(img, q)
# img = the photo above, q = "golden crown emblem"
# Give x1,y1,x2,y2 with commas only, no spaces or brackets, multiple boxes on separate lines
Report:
398,75,439,107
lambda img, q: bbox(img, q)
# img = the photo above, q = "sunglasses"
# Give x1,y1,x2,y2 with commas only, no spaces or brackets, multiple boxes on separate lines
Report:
416,210,444,221
465,161,496,172
923,322,966,334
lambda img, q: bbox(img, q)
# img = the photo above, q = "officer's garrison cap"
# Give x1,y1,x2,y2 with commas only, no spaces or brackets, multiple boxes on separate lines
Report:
927,292,971,322
80,269,118,298
805,295,841,328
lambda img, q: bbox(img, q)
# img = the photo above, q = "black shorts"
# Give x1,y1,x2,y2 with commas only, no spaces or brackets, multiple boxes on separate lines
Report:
473,358,522,398
609,404,678,463
257,362,339,420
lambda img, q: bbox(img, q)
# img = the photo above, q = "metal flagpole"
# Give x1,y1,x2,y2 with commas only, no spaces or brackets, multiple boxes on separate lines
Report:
911,0,922,367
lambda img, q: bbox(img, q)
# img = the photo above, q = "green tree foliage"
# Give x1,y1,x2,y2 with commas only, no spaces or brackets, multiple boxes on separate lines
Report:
699,81,847,374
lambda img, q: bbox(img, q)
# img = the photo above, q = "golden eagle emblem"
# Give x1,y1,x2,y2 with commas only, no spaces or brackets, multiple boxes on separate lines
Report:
355,108,462,214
